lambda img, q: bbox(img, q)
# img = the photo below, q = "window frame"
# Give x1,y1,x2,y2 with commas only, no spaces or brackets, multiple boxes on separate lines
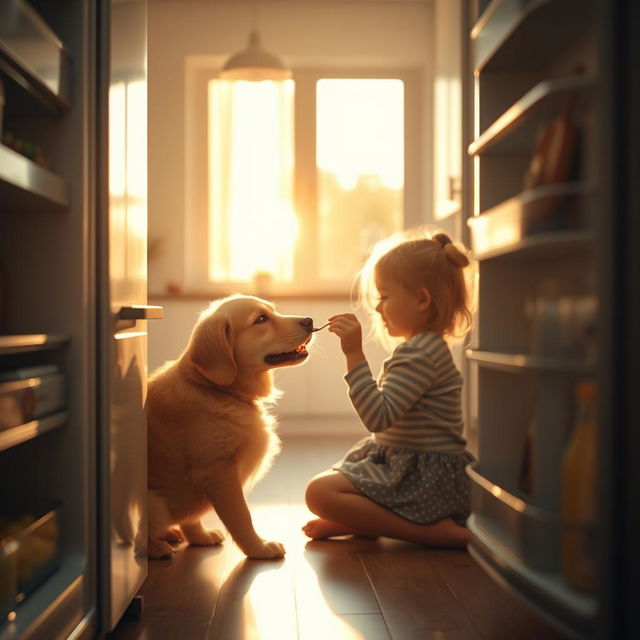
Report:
184,62,423,297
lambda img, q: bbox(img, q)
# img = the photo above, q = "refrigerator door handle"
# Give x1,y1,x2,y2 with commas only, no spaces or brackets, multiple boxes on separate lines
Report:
117,305,164,320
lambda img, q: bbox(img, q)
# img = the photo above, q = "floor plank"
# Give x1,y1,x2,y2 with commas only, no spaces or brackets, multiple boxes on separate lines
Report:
142,544,228,617
297,612,391,640
360,547,485,640
107,615,211,640
107,434,569,640
299,537,382,614
207,554,297,640
428,551,568,640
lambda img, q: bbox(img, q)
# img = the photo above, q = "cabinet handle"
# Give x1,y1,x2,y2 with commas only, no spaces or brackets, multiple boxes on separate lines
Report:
118,305,164,320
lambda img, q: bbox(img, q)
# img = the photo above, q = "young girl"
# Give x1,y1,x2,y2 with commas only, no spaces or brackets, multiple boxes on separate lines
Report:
302,230,475,548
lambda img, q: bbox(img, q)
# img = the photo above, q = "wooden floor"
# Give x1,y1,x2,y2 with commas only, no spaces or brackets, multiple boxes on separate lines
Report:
107,435,568,640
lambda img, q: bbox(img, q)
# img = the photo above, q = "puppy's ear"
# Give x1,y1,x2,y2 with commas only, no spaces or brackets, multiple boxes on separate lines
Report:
190,315,237,385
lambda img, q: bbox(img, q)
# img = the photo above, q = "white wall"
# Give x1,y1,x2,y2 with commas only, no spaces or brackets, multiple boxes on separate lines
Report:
147,0,435,434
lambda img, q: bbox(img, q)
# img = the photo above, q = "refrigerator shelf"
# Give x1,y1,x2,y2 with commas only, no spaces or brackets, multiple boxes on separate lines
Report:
0,504,62,607
471,0,593,74
470,226,592,262
468,183,591,260
467,462,561,570
0,0,72,113
471,0,533,69
468,515,597,638
0,334,69,356
0,410,67,453
0,144,69,211
466,349,595,374
0,557,87,640
468,76,593,157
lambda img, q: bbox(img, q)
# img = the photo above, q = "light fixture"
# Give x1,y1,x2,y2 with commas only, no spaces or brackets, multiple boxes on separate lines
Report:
220,30,292,81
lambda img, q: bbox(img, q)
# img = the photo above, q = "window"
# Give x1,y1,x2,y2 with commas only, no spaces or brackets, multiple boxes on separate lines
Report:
185,64,421,295
315,78,404,282
207,79,296,283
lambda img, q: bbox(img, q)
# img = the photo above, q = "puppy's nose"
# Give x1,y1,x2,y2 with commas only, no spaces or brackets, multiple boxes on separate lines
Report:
300,317,313,332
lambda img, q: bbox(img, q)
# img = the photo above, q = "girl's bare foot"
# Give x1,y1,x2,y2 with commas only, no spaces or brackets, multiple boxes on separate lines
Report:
302,517,377,540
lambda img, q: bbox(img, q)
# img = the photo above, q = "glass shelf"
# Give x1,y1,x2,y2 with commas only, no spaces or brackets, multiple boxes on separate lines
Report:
0,144,69,210
0,334,69,356
0,557,86,640
0,410,68,452
467,183,591,260
466,349,595,374
0,0,71,113
468,516,597,637
467,462,560,570
468,76,593,156
472,0,593,74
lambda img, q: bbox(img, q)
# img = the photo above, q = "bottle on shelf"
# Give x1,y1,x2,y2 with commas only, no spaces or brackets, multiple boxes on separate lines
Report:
561,380,597,592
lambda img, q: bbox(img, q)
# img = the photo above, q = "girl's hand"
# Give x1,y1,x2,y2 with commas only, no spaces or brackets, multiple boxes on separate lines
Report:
328,313,366,371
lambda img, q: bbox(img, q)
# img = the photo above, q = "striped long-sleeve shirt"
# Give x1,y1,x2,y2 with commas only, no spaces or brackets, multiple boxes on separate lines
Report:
344,332,467,453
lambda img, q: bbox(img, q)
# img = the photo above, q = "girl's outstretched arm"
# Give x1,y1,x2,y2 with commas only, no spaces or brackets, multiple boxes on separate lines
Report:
327,313,366,372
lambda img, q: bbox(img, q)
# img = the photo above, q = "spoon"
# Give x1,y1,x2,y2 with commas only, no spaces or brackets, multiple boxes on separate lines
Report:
312,322,331,332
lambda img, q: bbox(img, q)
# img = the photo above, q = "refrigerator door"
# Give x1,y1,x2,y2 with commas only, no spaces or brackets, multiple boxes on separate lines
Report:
107,323,148,630
97,0,153,632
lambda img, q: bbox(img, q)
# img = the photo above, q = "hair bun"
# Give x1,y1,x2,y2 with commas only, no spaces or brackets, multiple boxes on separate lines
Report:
433,233,452,248
432,233,470,268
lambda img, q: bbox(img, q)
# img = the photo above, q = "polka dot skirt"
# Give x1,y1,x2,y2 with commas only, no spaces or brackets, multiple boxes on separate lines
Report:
333,437,475,526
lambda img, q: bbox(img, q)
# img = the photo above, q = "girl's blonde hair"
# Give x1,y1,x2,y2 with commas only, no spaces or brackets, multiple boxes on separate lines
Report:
354,226,476,347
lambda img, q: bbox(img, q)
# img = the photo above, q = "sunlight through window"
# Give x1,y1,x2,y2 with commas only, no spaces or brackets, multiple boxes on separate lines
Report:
205,75,406,291
316,79,404,281
208,79,296,283
109,80,147,284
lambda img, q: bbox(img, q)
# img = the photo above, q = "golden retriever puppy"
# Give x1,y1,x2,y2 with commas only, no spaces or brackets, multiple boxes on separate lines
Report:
147,294,313,559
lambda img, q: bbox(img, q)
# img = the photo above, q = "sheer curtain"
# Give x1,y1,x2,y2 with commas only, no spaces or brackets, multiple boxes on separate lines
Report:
207,79,296,284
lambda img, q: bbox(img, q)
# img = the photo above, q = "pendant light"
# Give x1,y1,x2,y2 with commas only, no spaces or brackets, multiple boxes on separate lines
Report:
220,29,292,82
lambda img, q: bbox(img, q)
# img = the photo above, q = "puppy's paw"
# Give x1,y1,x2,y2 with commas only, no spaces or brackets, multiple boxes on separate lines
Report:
165,526,184,544
148,539,175,559
245,540,286,559
185,528,225,547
